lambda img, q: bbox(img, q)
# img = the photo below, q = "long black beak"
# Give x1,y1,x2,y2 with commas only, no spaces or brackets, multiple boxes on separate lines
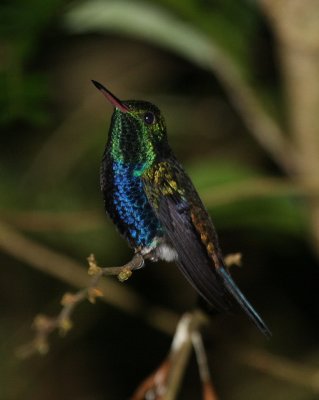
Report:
92,80,129,112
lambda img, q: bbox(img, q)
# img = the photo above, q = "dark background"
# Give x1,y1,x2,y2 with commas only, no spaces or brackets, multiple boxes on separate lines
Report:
1,1,318,399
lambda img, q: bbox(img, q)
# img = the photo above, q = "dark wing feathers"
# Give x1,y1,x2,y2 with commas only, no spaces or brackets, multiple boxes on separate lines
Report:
143,160,271,337
156,193,233,312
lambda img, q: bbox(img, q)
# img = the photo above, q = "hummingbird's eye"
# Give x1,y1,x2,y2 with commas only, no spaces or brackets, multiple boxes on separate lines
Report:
143,111,155,125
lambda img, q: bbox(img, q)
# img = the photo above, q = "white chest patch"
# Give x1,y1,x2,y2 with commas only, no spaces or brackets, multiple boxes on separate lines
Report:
156,242,178,262
140,237,178,262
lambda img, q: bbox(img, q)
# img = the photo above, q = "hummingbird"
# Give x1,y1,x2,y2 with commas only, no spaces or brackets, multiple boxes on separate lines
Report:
92,80,271,337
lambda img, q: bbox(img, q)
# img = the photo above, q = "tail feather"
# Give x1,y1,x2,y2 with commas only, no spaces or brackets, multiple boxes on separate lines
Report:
218,267,272,338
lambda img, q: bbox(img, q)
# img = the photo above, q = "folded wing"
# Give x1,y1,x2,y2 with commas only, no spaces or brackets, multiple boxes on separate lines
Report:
142,160,271,337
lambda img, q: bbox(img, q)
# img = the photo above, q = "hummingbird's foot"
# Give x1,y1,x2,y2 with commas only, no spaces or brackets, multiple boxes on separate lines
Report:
139,243,159,262
118,252,145,281
144,252,159,262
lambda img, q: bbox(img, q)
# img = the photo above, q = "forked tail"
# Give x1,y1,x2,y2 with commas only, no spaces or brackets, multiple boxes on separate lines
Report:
218,267,272,338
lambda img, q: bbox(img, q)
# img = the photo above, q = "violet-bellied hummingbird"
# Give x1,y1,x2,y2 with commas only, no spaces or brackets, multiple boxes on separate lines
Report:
92,80,271,337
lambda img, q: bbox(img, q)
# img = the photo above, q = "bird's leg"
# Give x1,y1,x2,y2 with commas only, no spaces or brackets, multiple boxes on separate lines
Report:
139,241,162,262
87,252,145,282
143,251,159,262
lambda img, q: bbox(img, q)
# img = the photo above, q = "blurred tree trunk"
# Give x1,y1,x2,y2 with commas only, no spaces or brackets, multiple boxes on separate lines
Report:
261,0,319,255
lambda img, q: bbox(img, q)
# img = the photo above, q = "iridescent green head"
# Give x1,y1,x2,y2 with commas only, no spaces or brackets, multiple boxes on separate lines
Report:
92,80,170,172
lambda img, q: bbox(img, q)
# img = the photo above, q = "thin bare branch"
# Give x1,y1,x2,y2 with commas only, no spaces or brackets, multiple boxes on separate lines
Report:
65,1,297,174
260,0,319,257
202,177,313,208
202,383,219,400
132,249,311,400
224,253,242,268
3,176,318,234
131,359,171,400
208,48,298,175
16,253,145,358
192,332,219,400
164,312,205,400
0,217,241,360
87,252,145,282
2,219,319,395
0,210,104,232
240,348,319,393
0,220,142,312
131,311,208,400
0,220,179,337
192,332,210,384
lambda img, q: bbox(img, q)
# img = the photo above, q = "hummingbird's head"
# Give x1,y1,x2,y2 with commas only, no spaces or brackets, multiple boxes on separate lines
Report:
92,80,170,169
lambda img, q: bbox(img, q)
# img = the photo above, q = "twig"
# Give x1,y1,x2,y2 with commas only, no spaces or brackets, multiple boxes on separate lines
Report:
131,311,208,400
213,55,298,175
192,332,219,400
224,252,242,268
0,220,143,314
87,252,144,282
164,311,207,400
153,252,242,400
16,253,145,358
131,359,172,400
64,1,297,174
260,0,319,257
202,177,303,207
0,210,104,232
240,348,319,394
3,176,319,234
0,220,179,337
2,219,319,394
131,311,221,400
0,210,239,360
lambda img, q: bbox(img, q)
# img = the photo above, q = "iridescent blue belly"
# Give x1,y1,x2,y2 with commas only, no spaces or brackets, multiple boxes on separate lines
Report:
100,160,162,248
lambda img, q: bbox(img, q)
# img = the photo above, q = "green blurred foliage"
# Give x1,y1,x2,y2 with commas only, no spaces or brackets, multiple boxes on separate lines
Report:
0,1,318,400
157,0,259,67
0,0,64,126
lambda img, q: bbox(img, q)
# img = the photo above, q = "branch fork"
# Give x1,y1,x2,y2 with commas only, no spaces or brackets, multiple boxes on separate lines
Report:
131,311,219,400
17,252,146,358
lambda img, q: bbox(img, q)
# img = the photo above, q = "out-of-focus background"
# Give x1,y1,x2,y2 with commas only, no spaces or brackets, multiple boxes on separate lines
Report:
1,0,319,399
